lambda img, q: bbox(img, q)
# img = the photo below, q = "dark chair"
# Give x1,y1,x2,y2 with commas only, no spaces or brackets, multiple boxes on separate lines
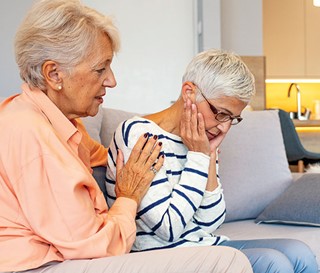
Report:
278,109,320,172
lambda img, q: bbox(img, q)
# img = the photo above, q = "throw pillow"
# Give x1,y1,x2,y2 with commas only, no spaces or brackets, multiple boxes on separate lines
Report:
219,110,292,222
255,173,320,226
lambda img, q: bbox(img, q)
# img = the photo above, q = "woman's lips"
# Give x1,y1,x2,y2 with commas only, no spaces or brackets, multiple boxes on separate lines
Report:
206,130,219,140
95,93,105,103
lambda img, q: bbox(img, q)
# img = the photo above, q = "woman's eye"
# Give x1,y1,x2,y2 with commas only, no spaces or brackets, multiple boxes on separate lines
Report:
96,68,106,74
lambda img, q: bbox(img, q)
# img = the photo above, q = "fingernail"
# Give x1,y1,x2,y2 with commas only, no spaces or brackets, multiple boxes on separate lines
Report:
153,135,158,140
158,142,162,146
144,132,149,138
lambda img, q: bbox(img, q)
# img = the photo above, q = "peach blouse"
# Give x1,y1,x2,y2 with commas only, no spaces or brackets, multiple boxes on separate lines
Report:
0,84,137,272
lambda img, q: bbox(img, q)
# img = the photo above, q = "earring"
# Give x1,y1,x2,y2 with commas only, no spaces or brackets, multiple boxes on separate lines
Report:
57,85,62,90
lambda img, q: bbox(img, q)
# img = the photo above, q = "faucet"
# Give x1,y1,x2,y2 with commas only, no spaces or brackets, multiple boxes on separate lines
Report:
287,83,302,119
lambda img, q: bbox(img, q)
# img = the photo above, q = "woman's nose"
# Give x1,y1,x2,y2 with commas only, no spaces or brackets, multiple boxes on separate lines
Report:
103,70,117,88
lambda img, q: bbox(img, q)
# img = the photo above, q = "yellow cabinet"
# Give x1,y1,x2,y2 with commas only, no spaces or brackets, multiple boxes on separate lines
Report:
263,0,320,79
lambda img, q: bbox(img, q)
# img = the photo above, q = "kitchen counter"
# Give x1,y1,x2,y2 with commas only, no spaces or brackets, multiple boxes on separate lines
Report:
293,119,320,127
292,119,320,153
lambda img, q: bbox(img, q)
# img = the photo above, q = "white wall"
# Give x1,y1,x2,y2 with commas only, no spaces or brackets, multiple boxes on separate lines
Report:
202,0,221,51
0,0,197,114
0,1,33,97
0,0,263,112
83,0,197,113
221,0,263,55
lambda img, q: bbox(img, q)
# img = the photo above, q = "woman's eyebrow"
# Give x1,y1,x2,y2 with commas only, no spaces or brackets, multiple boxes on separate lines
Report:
91,55,113,68
217,106,234,115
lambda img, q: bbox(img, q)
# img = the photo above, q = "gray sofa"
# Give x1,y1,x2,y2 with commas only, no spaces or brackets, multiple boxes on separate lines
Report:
82,106,320,271
1,96,319,270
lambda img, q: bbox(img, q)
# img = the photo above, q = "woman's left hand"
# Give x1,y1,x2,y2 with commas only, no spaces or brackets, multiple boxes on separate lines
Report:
208,121,231,152
180,99,211,156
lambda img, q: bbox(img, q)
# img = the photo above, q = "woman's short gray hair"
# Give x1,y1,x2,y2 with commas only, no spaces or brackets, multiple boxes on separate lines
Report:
14,0,120,90
182,49,255,103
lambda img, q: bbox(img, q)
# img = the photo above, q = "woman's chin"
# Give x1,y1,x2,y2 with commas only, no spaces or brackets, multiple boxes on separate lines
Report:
86,106,100,117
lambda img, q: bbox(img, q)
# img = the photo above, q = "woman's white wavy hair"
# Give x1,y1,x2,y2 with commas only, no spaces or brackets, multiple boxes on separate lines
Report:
182,49,256,103
14,0,120,90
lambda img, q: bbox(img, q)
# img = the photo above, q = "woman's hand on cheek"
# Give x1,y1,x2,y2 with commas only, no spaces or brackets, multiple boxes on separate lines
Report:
180,99,210,156
115,133,165,206
209,122,231,152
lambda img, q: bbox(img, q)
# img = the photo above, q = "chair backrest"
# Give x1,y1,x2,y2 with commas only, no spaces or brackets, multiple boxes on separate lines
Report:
278,109,309,162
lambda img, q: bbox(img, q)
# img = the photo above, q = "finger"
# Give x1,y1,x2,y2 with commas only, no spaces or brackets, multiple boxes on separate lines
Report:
127,133,149,164
197,112,206,137
115,149,124,178
136,134,158,164
182,99,192,138
144,141,163,168
154,153,165,171
145,152,165,180
180,102,186,135
190,103,198,136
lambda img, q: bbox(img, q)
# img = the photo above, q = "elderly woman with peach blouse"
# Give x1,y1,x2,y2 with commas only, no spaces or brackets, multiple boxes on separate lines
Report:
0,0,254,273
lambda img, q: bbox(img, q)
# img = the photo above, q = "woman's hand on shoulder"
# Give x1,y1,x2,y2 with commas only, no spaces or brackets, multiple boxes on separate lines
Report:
180,99,210,155
115,133,164,206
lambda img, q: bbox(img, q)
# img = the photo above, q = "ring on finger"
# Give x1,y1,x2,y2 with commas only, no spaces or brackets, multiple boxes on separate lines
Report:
150,166,157,175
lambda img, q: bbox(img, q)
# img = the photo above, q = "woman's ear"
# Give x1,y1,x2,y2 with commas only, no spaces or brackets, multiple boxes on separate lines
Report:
42,61,63,91
182,82,197,103
181,81,196,103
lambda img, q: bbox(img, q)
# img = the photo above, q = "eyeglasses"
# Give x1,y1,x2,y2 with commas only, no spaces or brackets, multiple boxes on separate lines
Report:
197,87,243,125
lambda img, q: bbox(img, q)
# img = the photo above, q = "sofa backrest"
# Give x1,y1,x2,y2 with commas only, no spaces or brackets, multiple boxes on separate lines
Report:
81,107,137,146
219,110,292,222
82,108,293,223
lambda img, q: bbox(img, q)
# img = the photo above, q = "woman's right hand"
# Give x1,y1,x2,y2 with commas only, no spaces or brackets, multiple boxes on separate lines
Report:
180,98,211,156
115,133,164,206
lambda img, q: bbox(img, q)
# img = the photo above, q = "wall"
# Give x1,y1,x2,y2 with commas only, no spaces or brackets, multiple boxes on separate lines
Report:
0,0,196,114
0,1,33,97
220,0,265,110
0,0,264,112
84,0,196,113
221,0,263,55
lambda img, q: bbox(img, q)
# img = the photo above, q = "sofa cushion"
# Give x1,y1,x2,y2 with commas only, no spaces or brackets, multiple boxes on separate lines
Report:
255,173,320,226
82,107,136,146
92,166,108,200
100,108,137,147
219,110,292,222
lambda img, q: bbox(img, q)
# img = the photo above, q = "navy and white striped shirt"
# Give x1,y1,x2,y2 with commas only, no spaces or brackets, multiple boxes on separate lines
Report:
106,116,228,251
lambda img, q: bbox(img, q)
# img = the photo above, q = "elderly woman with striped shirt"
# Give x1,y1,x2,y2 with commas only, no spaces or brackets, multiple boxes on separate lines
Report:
106,49,318,273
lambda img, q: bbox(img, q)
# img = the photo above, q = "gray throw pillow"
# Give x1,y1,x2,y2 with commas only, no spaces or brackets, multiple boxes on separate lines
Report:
219,110,292,222
255,173,320,226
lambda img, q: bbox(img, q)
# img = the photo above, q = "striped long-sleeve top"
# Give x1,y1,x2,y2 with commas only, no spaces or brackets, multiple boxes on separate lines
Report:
106,116,229,251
